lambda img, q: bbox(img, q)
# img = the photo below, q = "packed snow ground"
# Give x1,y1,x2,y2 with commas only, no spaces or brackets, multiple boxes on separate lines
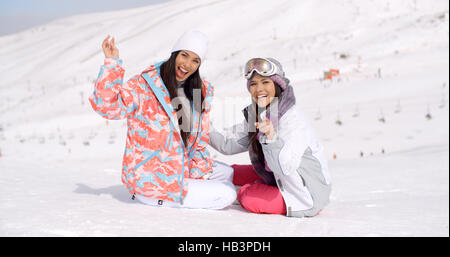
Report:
0,0,449,236
0,138,448,236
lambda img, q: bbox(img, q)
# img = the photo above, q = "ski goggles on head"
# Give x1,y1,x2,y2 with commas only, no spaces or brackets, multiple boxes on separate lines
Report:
244,58,280,80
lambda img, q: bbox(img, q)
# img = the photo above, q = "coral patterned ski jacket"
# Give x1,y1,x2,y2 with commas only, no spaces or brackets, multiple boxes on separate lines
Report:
89,58,214,203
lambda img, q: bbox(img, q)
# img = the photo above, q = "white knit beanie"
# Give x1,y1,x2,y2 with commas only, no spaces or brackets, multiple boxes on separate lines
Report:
171,30,208,61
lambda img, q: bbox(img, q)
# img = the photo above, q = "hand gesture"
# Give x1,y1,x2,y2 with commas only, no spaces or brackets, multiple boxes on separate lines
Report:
102,35,119,59
255,118,275,140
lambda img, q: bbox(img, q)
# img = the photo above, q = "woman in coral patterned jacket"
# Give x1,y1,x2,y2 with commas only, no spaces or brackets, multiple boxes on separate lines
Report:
89,31,236,210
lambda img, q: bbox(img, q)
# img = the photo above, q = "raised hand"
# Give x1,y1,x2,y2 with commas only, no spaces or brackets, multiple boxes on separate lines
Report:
255,118,276,140
102,35,119,59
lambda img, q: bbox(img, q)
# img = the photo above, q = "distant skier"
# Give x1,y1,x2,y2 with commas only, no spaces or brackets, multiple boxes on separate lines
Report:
89,31,236,210
209,58,331,218
360,151,364,157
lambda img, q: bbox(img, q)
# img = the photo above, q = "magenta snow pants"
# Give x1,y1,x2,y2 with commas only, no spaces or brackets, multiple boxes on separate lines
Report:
231,164,287,215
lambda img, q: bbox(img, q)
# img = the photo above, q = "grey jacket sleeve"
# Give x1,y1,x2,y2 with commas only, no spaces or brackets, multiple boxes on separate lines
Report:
260,135,285,175
209,121,249,155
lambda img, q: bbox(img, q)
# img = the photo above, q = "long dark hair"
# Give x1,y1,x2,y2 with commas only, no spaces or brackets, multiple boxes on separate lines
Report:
248,83,283,156
160,51,205,148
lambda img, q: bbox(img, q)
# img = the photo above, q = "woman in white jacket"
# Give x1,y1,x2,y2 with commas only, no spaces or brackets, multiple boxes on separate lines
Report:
209,58,332,217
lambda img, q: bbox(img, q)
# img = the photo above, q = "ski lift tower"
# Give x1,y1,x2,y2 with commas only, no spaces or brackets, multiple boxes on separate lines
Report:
425,104,432,120
439,93,446,109
394,99,402,113
352,104,360,118
315,108,322,121
378,108,386,123
335,111,343,126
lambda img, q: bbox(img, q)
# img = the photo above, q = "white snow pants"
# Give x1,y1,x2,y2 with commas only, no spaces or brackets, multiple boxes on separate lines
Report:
135,160,236,210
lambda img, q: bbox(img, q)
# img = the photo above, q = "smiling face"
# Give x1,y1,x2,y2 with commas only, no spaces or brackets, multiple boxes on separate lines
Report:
174,50,201,82
248,74,277,108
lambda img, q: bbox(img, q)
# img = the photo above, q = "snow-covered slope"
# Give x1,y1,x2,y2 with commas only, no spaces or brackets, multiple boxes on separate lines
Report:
0,0,448,236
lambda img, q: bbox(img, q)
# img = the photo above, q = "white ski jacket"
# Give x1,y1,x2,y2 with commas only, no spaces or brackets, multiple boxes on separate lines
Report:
210,104,331,217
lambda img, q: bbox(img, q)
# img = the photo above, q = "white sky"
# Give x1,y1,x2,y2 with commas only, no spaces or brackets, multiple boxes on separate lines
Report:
0,0,172,36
